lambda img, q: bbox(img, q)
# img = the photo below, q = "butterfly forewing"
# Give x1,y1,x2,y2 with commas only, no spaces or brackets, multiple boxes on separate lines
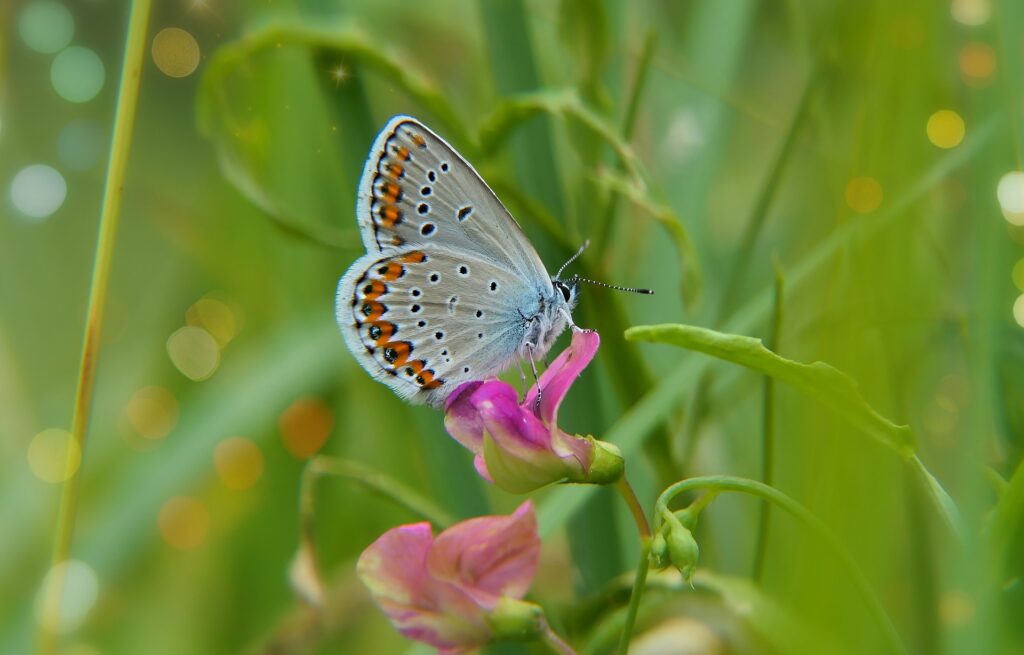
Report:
356,116,551,285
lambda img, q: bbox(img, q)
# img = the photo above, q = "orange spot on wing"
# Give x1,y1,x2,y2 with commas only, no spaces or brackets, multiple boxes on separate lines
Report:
359,301,386,321
361,280,387,300
380,204,403,227
387,163,404,180
402,251,427,264
404,360,425,375
381,181,402,202
411,133,426,148
395,146,411,161
383,341,412,366
381,262,405,281
368,321,396,345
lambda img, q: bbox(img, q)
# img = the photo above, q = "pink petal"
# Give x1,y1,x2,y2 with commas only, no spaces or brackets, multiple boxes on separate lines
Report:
473,454,493,481
357,522,491,650
428,501,540,604
472,383,551,453
443,381,486,453
356,523,434,609
523,329,600,425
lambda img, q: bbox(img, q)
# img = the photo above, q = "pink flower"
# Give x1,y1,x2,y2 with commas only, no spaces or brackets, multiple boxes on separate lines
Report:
356,501,543,653
444,329,623,493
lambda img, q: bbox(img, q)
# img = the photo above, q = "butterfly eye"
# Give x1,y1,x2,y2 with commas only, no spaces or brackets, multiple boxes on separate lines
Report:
558,282,571,302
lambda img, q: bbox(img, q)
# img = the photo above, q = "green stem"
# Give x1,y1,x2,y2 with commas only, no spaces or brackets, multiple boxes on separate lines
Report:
753,260,784,581
541,622,581,655
594,29,658,255
302,456,455,531
655,476,906,655
615,476,651,540
36,2,153,653
615,541,651,655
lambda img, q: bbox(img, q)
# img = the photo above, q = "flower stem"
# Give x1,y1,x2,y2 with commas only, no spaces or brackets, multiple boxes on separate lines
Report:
541,621,581,655
655,475,906,655
615,476,651,540
36,1,152,653
615,541,651,655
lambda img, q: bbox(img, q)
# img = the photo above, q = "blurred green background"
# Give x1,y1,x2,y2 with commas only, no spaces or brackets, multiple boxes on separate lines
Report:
3,0,1024,653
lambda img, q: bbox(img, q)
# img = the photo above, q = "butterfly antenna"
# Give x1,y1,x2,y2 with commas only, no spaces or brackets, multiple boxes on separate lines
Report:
555,240,590,280
571,275,654,295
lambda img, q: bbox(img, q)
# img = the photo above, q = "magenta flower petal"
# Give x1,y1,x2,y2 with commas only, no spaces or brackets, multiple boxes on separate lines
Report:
443,381,486,452
472,382,550,452
523,329,600,424
428,501,539,605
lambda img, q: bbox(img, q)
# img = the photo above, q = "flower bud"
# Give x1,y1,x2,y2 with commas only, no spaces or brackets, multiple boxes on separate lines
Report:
661,509,699,584
649,531,669,569
486,597,545,642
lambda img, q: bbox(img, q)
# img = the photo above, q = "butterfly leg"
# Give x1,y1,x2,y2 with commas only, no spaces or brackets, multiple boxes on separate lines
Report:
525,342,543,410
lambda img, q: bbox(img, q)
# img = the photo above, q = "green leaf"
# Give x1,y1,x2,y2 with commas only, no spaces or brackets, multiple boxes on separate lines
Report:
197,22,471,247
557,0,611,103
625,323,915,453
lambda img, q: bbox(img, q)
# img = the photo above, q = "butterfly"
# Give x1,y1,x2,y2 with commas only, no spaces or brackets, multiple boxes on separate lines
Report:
335,116,586,408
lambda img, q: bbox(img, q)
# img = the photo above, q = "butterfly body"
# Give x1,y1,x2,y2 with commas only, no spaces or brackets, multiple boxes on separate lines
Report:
336,116,578,407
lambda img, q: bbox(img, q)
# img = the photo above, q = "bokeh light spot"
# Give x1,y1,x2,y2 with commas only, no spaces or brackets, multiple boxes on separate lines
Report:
844,177,883,214
167,326,221,381
28,428,80,483
158,496,209,549
1012,259,1024,292
152,28,201,78
1014,295,1024,328
996,172,1024,226
939,589,975,628
124,386,179,440
951,0,990,26
926,110,965,149
214,437,264,490
19,1,74,54
279,397,334,459
51,46,105,103
34,560,99,634
186,296,239,346
10,164,67,221
959,42,996,85
58,119,105,171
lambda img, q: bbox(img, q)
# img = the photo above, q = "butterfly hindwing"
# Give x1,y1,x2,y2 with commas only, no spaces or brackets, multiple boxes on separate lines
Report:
336,247,535,406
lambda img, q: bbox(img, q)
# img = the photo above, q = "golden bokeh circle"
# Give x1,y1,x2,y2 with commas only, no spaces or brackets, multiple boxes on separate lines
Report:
152,27,200,78
167,326,221,381
186,296,238,346
158,496,210,550
279,397,334,459
28,428,80,483
1012,259,1024,293
124,386,178,440
214,437,264,490
959,42,996,85
844,177,883,214
1014,295,1024,329
926,110,965,149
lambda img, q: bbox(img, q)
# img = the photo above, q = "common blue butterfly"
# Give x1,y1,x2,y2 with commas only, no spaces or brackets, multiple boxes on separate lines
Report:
336,116,584,407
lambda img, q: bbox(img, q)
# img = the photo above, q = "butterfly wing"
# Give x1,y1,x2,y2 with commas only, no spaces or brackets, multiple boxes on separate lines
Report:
355,115,552,287
336,248,536,407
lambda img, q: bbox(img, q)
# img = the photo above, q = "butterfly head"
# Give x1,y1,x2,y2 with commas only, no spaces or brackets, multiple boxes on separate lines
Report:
552,277,580,309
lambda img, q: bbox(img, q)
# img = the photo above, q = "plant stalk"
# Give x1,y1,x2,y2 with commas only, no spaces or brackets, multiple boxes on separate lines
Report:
615,541,651,655
36,1,152,652
615,476,651,540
